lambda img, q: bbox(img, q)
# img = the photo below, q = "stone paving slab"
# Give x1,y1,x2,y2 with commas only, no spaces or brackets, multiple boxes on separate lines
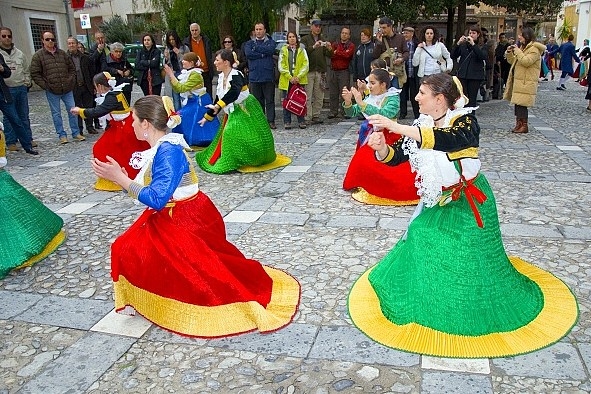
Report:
2,80,591,392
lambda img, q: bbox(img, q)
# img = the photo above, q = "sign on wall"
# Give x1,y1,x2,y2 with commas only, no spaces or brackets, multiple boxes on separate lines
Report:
80,14,91,29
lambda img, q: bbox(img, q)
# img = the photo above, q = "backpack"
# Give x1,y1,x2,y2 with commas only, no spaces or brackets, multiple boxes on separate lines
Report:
282,84,307,117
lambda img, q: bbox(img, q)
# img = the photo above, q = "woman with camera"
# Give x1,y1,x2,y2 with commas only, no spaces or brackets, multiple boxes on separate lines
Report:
412,26,453,80
503,27,546,133
451,26,487,108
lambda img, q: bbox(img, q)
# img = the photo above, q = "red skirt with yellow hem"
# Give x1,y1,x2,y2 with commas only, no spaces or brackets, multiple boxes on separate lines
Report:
93,117,150,187
343,131,419,205
111,191,301,337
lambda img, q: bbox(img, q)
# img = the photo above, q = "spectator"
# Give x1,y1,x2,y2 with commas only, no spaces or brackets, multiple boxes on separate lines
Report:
374,17,409,88
585,75,591,112
89,30,109,130
30,31,85,144
550,34,580,90
67,36,97,135
101,42,134,105
0,52,36,154
503,27,546,133
164,30,190,110
351,28,376,89
451,25,487,108
328,27,355,119
0,26,36,152
494,33,511,89
77,42,87,54
183,23,214,96
301,19,333,124
135,33,164,96
278,31,309,129
221,35,246,73
399,26,419,120
244,22,277,129
413,25,452,80
479,27,495,102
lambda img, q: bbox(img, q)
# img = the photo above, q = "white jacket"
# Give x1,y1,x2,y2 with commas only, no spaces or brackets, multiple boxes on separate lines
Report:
412,42,453,77
0,45,31,88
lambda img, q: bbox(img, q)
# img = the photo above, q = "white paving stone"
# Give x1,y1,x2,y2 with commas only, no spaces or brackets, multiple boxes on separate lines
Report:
39,161,68,167
533,126,554,131
556,145,584,151
281,165,311,173
315,138,338,144
421,356,490,374
223,210,264,223
90,309,152,338
56,202,99,214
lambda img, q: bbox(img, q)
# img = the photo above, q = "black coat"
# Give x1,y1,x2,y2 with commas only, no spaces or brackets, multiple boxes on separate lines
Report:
452,42,487,80
135,46,164,86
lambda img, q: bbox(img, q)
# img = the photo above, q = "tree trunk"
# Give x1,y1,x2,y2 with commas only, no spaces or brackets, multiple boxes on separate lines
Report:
217,14,234,47
456,2,467,41
446,7,455,49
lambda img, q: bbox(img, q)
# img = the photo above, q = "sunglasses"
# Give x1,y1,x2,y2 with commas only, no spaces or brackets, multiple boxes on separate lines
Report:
44,37,56,42
223,40,232,43
1,34,12,38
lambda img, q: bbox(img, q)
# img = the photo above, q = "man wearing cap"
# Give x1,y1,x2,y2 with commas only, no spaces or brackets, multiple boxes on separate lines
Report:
374,17,409,88
301,19,333,124
399,26,419,119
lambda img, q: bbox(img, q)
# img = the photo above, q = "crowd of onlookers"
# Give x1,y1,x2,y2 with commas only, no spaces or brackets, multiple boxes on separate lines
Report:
1,18,590,156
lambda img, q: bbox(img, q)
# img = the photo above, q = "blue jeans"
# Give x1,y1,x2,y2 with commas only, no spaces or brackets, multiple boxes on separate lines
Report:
2,85,32,145
46,90,80,138
0,89,33,150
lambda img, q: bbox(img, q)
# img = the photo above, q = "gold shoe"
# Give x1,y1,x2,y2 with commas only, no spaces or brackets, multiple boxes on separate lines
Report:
59,137,69,144
7,144,20,151
74,134,86,142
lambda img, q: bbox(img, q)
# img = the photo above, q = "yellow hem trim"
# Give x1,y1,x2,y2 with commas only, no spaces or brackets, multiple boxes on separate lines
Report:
237,154,292,173
114,266,300,338
95,177,123,192
351,187,419,206
348,256,578,358
17,230,66,269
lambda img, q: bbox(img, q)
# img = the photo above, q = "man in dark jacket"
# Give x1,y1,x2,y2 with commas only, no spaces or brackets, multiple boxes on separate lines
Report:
31,31,84,144
494,33,511,92
183,23,214,96
399,26,419,119
244,22,277,128
88,30,108,130
374,17,410,88
550,34,580,90
67,36,97,135
0,52,37,154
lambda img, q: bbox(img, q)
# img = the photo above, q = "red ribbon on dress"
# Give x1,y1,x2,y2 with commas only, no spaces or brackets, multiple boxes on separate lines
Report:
208,114,228,165
443,175,487,228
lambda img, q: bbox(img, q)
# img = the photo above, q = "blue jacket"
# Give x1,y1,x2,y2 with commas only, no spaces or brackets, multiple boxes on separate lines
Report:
243,35,276,83
551,41,580,74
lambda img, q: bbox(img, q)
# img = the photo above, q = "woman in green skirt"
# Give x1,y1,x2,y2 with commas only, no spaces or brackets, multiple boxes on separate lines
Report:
196,50,290,174
348,73,578,358
0,127,65,279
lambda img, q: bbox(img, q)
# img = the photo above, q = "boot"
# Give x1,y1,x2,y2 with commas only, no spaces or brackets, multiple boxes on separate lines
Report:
511,117,521,132
513,118,528,133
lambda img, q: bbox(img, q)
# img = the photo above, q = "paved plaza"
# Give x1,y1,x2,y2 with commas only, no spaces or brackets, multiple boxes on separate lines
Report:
1,80,591,393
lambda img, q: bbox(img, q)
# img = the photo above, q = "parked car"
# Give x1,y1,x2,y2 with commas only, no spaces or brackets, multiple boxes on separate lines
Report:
123,44,165,80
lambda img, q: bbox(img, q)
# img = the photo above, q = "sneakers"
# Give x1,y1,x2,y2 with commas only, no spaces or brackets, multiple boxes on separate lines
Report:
298,123,307,129
87,128,99,135
31,140,38,147
284,123,292,130
7,144,20,152
269,122,277,130
59,137,69,144
74,134,86,142
24,148,39,155
556,85,566,91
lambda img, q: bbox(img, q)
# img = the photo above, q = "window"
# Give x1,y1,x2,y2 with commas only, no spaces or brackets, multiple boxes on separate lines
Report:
30,19,56,51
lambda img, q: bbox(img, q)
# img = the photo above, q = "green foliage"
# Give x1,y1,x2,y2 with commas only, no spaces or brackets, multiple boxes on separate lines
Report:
99,15,132,44
556,17,572,42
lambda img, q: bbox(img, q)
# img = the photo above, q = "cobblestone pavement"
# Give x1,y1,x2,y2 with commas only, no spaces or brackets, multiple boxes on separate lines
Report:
1,79,590,394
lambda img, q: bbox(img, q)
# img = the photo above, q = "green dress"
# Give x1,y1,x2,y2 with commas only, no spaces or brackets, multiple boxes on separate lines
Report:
195,70,276,174
0,169,65,278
